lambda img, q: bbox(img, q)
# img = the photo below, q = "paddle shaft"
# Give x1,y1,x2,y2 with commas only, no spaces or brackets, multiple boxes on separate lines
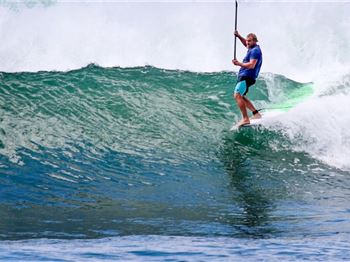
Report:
234,0,238,60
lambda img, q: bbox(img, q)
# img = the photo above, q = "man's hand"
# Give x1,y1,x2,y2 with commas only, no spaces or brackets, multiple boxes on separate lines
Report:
232,59,241,66
232,59,257,69
234,30,247,47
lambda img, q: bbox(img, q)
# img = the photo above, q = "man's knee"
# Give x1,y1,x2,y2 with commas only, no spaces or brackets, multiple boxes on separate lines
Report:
234,92,242,100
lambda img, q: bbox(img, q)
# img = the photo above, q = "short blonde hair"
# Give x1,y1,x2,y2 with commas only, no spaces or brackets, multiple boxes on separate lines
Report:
247,33,258,42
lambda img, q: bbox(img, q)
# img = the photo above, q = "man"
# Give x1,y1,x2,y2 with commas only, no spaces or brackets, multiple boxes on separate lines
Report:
232,31,262,127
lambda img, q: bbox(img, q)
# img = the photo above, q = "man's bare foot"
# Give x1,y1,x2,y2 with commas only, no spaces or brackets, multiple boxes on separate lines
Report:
251,112,262,119
237,119,250,127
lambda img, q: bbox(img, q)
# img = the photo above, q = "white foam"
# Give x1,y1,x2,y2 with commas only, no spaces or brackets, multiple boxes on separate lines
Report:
272,92,350,171
1,2,350,82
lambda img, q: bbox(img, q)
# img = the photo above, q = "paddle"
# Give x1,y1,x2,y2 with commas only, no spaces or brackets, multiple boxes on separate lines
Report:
234,0,238,60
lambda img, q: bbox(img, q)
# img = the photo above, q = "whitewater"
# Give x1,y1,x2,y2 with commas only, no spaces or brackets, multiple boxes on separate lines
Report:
0,1,350,261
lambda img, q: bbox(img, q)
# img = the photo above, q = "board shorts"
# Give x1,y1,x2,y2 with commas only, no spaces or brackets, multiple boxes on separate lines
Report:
234,76,256,96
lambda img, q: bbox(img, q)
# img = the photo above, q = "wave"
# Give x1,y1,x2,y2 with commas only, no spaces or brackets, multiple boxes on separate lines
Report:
0,65,349,171
1,65,350,240
1,1,350,245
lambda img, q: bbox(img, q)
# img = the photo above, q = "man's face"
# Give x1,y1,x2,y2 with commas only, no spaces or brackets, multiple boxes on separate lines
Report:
246,36,256,48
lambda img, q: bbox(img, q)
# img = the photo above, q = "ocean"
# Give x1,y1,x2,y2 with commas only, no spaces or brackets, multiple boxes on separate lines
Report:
0,1,350,261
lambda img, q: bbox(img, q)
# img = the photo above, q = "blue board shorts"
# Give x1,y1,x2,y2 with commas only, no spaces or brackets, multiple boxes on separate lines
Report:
234,76,256,96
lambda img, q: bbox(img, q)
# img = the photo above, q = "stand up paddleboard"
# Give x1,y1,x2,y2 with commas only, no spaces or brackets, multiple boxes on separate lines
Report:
230,83,314,131
230,110,283,131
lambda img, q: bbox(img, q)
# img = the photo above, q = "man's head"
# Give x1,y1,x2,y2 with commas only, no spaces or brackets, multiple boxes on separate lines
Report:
246,33,258,48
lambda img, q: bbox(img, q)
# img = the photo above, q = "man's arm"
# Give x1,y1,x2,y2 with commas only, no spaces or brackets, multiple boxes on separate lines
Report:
232,59,258,69
234,31,247,47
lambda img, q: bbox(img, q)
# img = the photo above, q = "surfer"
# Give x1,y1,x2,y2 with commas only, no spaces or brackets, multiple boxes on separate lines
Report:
232,31,262,127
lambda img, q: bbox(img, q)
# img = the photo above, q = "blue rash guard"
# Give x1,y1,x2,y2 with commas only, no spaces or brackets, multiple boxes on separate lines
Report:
234,44,262,96
238,44,262,80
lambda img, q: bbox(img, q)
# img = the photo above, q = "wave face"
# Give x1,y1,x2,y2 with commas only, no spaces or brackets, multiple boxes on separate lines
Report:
0,65,350,241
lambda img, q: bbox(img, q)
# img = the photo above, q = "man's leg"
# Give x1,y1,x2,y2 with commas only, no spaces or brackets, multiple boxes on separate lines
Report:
234,93,250,126
243,97,261,119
